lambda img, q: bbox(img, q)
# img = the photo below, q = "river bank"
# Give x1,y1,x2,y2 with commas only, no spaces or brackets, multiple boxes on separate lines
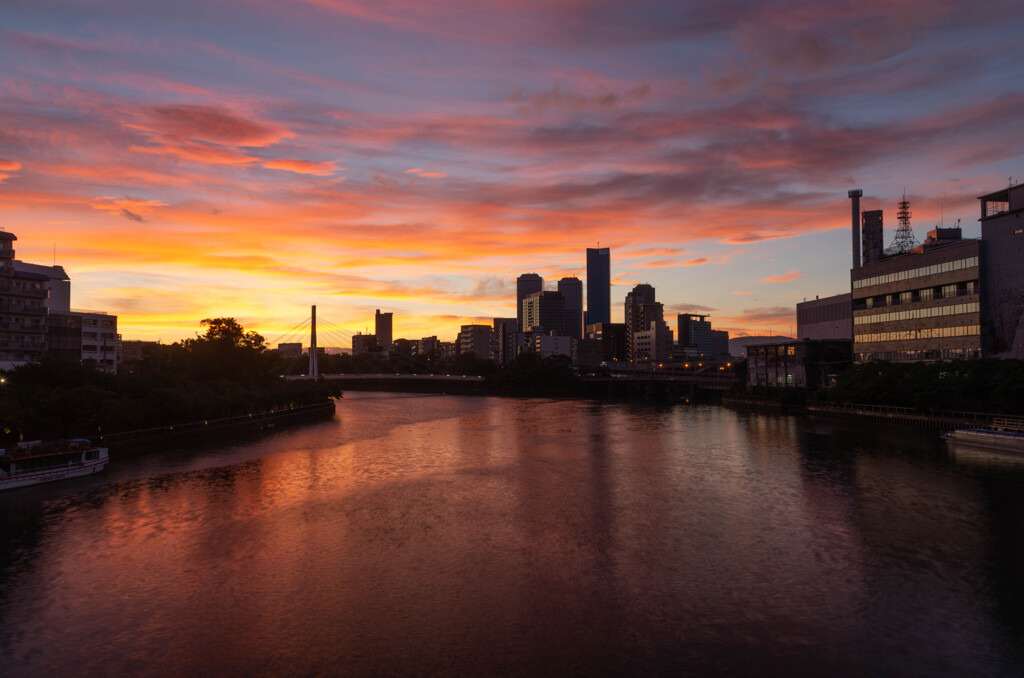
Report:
96,399,337,455
723,394,1002,430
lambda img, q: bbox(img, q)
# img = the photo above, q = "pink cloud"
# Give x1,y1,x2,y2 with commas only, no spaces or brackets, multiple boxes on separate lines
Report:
759,270,802,283
140,105,293,147
683,257,708,266
263,159,340,175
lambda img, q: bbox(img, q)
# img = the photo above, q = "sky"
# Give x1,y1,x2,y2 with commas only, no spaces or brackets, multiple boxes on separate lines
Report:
1,0,1023,345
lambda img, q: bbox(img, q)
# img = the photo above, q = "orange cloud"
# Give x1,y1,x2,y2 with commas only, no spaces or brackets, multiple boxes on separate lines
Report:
683,257,708,266
262,159,340,175
759,270,802,283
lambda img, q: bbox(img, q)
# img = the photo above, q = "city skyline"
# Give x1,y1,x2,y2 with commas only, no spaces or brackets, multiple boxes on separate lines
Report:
1,1,1022,342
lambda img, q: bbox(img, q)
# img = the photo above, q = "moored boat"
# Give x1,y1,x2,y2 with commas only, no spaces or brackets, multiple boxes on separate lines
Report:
0,438,109,490
942,417,1024,454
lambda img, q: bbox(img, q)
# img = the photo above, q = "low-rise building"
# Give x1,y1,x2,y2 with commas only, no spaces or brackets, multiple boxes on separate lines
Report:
458,324,492,359
746,340,852,389
633,320,673,363
78,311,118,373
352,333,377,355
277,342,303,358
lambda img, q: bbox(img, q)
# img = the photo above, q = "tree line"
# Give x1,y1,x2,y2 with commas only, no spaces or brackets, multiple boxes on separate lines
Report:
0,318,340,443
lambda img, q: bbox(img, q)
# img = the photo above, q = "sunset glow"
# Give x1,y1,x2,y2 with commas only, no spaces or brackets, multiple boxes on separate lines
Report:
2,1,1022,343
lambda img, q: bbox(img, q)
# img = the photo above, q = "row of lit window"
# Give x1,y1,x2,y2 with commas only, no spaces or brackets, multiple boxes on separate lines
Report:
752,374,794,385
749,345,796,357
854,302,979,326
853,256,978,289
856,348,982,361
855,324,980,344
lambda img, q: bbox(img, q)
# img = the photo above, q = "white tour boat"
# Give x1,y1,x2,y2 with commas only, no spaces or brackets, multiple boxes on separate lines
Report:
0,438,109,490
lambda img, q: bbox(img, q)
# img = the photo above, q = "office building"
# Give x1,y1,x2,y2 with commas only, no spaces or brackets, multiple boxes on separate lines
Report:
979,183,1024,358
851,233,981,362
352,333,377,355
493,317,518,364
796,294,852,341
516,273,543,330
375,309,393,348
624,284,668,362
558,277,583,339
633,321,673,363
522,290,564,334
849,189,981,363
586,247,610,326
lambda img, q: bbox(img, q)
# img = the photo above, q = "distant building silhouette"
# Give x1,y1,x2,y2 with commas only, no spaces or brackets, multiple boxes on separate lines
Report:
586,247,610,326
624,284,670,362
352,333,377,355
557,277,583,339
458,325,491,358
516,273,543,330
375,309,393,348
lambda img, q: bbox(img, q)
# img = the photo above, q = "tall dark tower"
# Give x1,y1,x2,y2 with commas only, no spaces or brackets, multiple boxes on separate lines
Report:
557,276,583,339
375,309,393,348
862,210,884,265
516,273,543,330
848,189,862,268
586,247,610,326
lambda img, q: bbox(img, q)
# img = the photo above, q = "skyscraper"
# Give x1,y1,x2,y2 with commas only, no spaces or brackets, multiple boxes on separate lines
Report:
375,309,393,348
557,276,583,339
624,284,669,362
522,290,564,333
586,247,610,326
516,273,543,330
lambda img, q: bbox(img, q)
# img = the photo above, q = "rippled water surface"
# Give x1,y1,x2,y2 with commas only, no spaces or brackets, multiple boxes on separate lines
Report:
2,393,1024,676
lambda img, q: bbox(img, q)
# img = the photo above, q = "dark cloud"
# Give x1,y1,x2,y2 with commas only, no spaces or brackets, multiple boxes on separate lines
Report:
510,83,651,115
120,208,144,222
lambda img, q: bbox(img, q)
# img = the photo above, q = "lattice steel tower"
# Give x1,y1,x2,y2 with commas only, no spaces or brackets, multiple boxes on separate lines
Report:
886,192,919,255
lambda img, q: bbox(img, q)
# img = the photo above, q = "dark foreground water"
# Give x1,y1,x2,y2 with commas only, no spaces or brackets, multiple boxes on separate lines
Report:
2,393,1024,677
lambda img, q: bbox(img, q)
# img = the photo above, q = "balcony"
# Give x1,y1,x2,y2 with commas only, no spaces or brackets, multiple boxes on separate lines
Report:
0,280,48,298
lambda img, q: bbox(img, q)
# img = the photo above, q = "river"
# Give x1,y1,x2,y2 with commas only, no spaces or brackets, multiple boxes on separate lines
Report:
2,392,1023,676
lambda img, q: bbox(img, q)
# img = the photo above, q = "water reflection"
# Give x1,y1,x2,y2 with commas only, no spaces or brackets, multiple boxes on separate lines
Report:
1,393,1023,676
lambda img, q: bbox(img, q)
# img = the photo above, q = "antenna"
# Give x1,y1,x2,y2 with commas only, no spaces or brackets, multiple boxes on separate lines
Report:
885,191,919,255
